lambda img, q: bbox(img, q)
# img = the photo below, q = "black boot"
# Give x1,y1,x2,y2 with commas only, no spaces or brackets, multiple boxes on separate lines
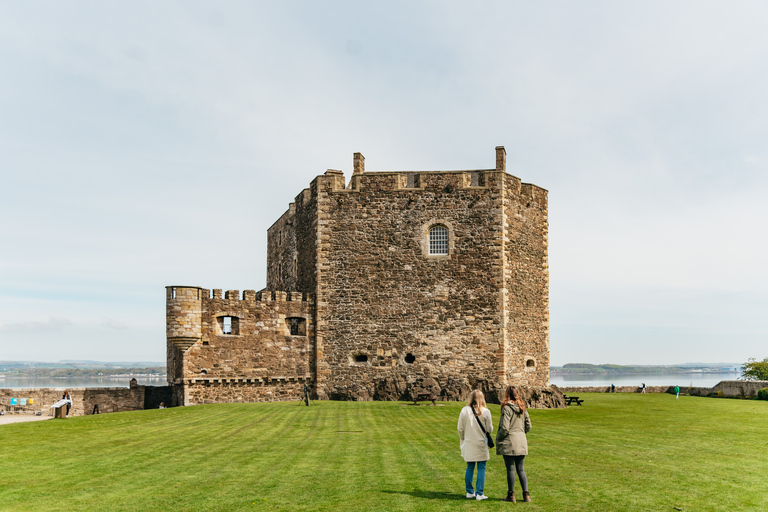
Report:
502,491,516,503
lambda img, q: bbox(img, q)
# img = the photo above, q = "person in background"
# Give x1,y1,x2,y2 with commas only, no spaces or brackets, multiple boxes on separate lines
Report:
158,402,166,409
496,385,532,503
675,385,680,400
62,391,71,416
641,383,646,393
457,389,493,501
611,383,615,393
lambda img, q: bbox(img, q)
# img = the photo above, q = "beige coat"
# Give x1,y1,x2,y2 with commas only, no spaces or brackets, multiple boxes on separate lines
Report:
457,405,493,462
495,403,531,456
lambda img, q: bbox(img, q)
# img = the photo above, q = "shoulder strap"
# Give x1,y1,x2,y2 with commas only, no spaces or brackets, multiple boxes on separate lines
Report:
471,406,489,435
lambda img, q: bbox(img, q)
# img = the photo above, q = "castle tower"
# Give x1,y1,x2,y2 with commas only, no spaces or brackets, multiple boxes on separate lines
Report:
166,286,203,386
267,146,550,402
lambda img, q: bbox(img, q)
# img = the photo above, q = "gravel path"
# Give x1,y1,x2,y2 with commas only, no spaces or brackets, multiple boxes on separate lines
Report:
0,414,52,425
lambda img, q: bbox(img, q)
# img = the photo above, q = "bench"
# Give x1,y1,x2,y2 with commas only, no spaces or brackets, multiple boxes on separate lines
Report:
563,395,584,406
409,392,437,406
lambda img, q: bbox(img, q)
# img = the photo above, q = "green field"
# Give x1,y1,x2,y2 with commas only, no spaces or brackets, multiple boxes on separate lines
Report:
1,393,766,511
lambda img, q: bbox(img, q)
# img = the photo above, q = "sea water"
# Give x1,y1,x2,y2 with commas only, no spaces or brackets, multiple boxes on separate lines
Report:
0,376,167,389
550,371,741,388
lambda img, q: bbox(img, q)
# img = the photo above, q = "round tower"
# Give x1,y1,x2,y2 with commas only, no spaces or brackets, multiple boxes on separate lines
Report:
166,286,203,385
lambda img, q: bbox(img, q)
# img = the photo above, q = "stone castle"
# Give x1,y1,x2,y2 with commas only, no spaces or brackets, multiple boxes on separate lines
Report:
167,147,553,406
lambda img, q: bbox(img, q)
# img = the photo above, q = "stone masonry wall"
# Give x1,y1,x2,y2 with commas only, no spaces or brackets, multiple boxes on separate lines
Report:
267,186,318,294
267,207,298,291
0,384,149,417
561,381,768,397
316,168,512,401
166,286,203,383
174,289,315,405
184,380,306,404
502,170,550,386
559,386,674,394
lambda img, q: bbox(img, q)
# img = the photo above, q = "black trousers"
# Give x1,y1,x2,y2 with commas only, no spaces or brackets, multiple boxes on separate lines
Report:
503,454,528,493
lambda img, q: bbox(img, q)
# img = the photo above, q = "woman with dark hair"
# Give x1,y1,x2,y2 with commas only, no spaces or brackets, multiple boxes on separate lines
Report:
495,385,532,503
457,389,493,500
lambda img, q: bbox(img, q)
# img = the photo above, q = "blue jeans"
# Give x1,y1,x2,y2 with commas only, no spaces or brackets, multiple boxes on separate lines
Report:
465,461,487,495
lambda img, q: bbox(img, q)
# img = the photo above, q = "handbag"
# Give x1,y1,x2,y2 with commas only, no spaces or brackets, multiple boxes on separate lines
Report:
471,406,494,448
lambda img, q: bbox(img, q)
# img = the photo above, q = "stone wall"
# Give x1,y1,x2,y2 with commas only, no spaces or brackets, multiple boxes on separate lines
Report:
502,169,550,386
166,286,204,383
0,382,171,417
168,289,315,405
560,381,768,398
687,380,768,398
317,168,507,400
559,385,674,394
184,380,307,404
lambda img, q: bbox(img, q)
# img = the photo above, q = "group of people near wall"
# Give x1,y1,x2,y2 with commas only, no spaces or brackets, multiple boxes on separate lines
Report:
457,385,532,503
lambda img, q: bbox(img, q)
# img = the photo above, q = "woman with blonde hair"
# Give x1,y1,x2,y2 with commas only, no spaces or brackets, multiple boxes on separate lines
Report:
495,385,532,502
457,389,493,500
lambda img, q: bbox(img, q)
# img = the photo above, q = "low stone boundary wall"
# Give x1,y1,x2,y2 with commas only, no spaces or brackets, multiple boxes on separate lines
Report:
559,385,672,394
687,380,768,398
560,380,768,398
0,382,176,417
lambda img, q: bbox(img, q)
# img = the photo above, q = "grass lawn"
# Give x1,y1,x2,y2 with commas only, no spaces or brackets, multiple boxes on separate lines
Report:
1,393,767,511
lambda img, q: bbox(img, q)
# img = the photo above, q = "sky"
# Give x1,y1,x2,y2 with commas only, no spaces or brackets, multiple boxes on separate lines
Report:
1,1,766,365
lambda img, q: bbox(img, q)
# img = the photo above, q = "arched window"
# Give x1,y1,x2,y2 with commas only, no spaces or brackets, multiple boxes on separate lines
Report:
428,225,449,255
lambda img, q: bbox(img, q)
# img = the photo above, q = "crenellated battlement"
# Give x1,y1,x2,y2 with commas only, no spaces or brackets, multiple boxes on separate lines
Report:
269,146,547,226
200,289,315,304
166,286,314,304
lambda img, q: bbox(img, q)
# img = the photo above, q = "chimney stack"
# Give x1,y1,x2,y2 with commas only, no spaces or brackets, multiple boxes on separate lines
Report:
353,152,365,175
495,146,506,172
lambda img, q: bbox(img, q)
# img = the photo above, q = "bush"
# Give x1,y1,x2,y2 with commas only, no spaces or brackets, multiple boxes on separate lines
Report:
758,388,768,401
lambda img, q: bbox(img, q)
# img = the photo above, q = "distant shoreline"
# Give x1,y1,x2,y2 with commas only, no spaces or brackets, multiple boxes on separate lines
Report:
551,363,740,377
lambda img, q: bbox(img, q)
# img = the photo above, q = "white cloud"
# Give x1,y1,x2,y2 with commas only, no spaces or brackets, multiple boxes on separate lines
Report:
0,317,73,333
101,318,129,330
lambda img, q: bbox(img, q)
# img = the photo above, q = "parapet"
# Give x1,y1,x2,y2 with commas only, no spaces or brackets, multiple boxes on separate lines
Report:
199,288,315,304
166,286,203,301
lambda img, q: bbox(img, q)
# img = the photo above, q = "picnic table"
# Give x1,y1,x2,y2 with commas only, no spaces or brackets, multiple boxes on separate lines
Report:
409,392,437,406
563,395,584,406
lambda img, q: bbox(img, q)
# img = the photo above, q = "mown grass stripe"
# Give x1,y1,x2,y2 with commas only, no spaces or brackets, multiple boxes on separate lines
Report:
1,395,767,511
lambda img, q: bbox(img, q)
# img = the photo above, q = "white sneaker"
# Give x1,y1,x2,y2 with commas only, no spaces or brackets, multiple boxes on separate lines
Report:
476,494,489,501
466,493,476,498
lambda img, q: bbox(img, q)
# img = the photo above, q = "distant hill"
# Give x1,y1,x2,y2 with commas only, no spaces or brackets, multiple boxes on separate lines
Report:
551,363,741,375
0,361,166,379
0,360,165,370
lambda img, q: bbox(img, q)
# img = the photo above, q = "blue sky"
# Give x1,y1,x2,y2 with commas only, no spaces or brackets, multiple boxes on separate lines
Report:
1,1,766,365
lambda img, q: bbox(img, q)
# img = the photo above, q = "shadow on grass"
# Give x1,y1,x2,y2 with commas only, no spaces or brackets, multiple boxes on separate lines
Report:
381,490,466,501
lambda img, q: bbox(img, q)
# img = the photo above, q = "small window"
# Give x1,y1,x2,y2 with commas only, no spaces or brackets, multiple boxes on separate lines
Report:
429,225,449,255
470,171,482,187
526,359,535,368
355,354,368,363
218,316,239,335
288,317,306,336
172,288,176,299
406,173,419,188
200,369,207,375
405,353,416,364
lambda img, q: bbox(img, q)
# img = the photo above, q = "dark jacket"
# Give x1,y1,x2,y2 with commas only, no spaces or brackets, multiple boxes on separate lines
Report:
495,403,531,456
